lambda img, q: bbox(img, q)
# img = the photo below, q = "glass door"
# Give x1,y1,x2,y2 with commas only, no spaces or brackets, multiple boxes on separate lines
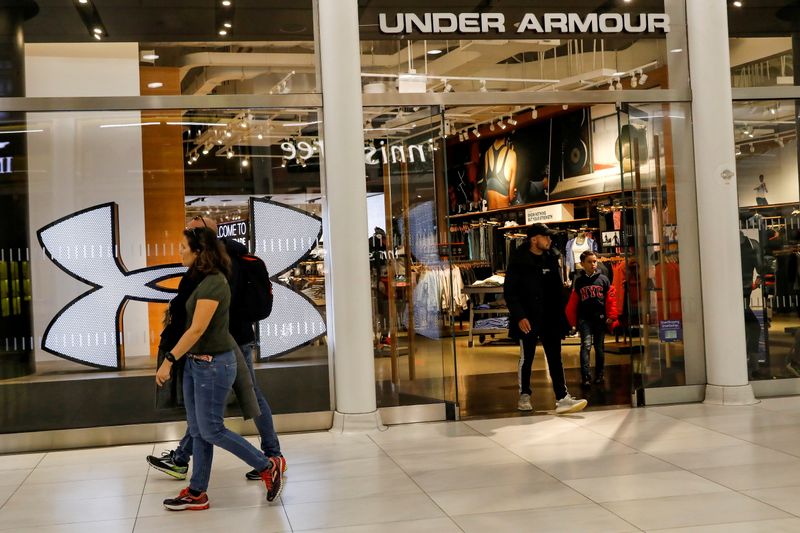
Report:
617,103,692,404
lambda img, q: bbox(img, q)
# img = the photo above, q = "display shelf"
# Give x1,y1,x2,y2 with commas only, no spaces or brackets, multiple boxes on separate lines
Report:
497,218,592,231
447,191,619,220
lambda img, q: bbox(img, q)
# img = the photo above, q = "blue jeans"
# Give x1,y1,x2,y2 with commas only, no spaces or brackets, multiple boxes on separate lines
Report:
578,319,606,378
182,350,269,492
173,343,282,465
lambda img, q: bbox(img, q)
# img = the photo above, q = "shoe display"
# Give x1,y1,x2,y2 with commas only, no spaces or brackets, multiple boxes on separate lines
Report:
517,393,533,411
555,394,588,414
246,455,287,480
163,487,209,511
593,372,605,385
146,450,188,480
259,457,284,502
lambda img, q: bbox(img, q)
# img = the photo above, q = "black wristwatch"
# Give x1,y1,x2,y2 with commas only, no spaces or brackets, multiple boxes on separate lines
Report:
164,352,177,364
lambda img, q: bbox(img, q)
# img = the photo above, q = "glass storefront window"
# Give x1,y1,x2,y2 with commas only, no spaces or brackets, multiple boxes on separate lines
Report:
359,2,688,95
0,107,330,433
20,1,317,97
734,99,800,381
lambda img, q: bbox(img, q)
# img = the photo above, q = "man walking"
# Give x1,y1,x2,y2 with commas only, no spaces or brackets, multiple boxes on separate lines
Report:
504,223,588,414
147,216,286,482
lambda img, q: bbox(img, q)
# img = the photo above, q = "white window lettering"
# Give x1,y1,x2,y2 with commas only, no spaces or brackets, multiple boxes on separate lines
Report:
433,12,458,32
649,13,671,33
281,141,297,161
406,13,432,33
408,144,425,163
390,145,405,163
296,141,314,160
544,13,568,33
458,13,480,33
379,13,404,34
624,13,647,32
365,146,379,165
481,13,505,33
517,13,544,33
567,13,596,33
599,14,623,33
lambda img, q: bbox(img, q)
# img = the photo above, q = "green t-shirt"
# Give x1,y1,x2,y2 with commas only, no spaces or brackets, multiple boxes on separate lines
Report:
185,272,234,354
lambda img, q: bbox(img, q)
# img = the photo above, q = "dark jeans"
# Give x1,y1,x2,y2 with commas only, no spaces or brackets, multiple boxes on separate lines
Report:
173,343,282,465
518,330,568,400
578,319,606,378
744,306,761,374
182,350,269,492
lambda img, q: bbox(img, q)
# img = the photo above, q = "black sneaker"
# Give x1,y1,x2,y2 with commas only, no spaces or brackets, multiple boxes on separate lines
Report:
259,457,284,502
146,450,188,480
593,372,605,385
246,456,286,480
581,375,592,388
163,487,209,511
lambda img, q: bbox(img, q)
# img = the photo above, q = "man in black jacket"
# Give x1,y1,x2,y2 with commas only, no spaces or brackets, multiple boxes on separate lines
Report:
504,223,588,414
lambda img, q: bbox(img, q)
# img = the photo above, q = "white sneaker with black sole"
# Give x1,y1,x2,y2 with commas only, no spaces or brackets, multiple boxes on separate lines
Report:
555,394,588,414
517,393,533,411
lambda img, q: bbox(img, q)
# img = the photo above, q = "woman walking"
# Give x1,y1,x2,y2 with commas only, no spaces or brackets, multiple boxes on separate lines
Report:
156,227,282,510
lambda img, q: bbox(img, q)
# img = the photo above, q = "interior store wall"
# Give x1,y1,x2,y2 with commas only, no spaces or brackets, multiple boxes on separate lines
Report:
736,139,800,207
25,42,151,362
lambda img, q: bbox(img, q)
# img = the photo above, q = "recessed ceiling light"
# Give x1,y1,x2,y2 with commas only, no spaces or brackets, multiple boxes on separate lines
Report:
93,28,103,34
147,82,163,89
78,0,88,4
733,0,743,6
222,0,231,5
141,53,159,61
224,22,232,28
219,29,228,36
93,34,101,40
428,49,443,55
670,48,683,53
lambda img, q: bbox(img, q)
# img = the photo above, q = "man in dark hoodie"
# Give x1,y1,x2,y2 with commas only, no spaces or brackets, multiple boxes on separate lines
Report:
504,223,588,414
147,216,286,482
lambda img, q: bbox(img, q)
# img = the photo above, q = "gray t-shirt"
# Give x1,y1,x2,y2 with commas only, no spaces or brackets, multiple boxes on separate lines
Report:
185,272,234,354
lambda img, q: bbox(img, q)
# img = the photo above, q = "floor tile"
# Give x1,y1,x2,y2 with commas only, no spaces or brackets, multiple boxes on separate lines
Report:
565,470,729,503
300,517,463,533
0,494,141,531
453,503,639,533
38,444,156,468
410,461,554,492
743,485,800,517
0,453,44,471
627,432,749,455
649,517,800,532
138,484,271,517
280,472,421,505
534,452,678,481
691,461,800,490
648,404,760,420
603,491,790,530
428,479,590,516
133,505,291,533
654,444,794,470
24,460,146,484
755,396,800,413
0,469,32,487
10,475,147,503
8,519,136,533
508,438,638,463
0,485,18,508
280,455,404,483
283,492,444,531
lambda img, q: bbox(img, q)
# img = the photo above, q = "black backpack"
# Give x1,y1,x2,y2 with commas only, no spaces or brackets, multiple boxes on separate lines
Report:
237,254,273,322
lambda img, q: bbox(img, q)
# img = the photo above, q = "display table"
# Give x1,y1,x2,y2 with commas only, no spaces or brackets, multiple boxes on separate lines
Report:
463,285,508,347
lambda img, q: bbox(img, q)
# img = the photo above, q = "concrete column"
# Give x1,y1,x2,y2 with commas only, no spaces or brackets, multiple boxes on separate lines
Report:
686,0,756,405
316,0,384,431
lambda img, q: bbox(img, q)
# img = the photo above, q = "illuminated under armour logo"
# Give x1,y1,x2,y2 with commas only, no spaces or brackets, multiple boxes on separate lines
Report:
38,200,326,369
37,203,184,369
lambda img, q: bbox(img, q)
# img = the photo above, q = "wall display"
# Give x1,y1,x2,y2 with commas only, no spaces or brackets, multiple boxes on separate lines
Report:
217,219,248,245
601,230,621,248
447,108,592,215
736,138,800,207
525,203,575,224
250,198,326,360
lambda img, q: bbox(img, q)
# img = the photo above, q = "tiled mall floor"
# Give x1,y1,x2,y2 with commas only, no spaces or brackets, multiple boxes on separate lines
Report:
4,398,800,532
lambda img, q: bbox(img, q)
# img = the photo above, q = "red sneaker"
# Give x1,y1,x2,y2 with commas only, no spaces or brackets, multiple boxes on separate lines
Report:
246,456,286,480
163,487,210,511
259,457,284,502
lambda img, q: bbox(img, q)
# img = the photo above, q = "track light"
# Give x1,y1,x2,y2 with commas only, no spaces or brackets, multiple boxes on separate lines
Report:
608,80,615,91
777,137,785,147
562,105,569,110
480,80,487,92
639,72,648,84
498,120,506,130
224,22,232,28
202,147,209,155
281,159,287,168
257,133,263,140
508,117,518,126
241,158,249,168
489,123,495,132
473,128,481,138
219,29,228,36
749,144,755,153
733,1,743,7
615,79,623,91
531,107,538,120
631,76,638,88
227,150,234,159
225,130,232,138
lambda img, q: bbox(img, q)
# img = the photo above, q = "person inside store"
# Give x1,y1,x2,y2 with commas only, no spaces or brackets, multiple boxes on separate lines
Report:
504,223,588,414
154,226,282,510
740,227,766,379
754,174,768,206
149,215,287,497
566,250,618,388
482,137,517,210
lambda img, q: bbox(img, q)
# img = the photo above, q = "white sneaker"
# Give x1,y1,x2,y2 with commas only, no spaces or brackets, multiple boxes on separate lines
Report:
517,393,533,411
555,394,588,414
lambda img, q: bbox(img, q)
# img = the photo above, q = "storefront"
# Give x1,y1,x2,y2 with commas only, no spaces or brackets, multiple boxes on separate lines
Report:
0,1,786,451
